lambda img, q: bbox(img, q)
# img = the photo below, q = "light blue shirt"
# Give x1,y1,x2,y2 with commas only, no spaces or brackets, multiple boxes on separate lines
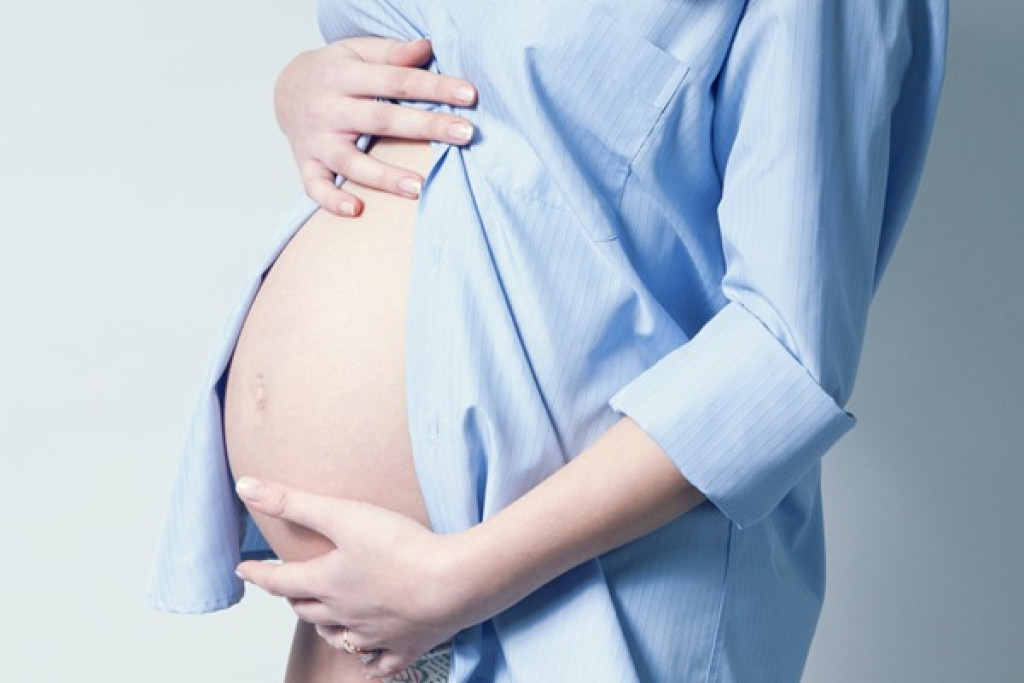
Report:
146,1,948,680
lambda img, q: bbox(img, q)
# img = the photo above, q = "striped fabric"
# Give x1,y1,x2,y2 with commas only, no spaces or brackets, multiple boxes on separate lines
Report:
145,1,948,680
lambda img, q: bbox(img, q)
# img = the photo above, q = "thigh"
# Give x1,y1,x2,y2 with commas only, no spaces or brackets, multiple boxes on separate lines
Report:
285,618,366,683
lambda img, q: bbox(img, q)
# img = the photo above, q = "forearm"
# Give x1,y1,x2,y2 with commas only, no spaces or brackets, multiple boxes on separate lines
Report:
448,415,707,625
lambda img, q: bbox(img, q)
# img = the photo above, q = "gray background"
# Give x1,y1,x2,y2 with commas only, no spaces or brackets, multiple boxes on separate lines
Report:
1,2,1020,681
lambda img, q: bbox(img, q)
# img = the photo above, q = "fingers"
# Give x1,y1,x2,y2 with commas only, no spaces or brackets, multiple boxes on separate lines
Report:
315,624,371,650
300,159,364,217
327,36,476,106
309,101,476,199
334,62,476,107
288,597,336,625
339,36,433,69
303,102,474,205
311,616,438,681
385,37,435,68
304,148,425,209
318,145,426,200
344,99,475,145
235,558,323,600
362,650,419,680
235,477,348,541
279,34,478,212
315,624,345,646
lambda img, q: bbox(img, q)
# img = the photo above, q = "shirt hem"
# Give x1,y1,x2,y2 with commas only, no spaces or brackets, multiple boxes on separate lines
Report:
142,587,245,615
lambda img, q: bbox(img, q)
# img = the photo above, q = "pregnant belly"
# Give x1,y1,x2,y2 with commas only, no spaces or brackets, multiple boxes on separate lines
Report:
223,137,439,565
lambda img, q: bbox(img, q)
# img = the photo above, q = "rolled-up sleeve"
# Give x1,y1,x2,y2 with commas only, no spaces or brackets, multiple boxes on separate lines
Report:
608,0,947,529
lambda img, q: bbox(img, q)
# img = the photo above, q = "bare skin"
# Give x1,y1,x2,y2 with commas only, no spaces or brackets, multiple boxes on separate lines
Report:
223,135,439,682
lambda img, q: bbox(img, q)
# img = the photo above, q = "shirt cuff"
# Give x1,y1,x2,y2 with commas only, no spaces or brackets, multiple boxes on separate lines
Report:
607,300,856,529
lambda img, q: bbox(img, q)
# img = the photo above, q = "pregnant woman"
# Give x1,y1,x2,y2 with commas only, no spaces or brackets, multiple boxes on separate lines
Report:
147,2,948,682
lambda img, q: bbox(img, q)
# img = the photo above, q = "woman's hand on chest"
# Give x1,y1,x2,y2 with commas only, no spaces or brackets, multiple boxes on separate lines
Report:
274,36,477,217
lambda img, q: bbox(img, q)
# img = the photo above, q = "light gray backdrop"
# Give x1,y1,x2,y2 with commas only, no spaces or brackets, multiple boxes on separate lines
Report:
1,2,1020,681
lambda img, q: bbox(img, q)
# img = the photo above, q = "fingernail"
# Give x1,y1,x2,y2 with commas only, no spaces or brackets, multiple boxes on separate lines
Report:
234,568,246,580
454,85,476,104
236,477,265,501
398,177,422,197
448,122,474,142
340,201,356,216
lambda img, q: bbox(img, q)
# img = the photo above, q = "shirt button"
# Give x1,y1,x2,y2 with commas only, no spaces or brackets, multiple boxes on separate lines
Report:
425,416,444,449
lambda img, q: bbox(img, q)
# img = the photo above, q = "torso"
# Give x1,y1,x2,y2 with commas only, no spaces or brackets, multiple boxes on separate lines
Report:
222,137,438,682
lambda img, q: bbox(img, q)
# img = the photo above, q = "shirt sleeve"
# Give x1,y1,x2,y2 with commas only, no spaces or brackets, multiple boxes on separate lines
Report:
607,0,947,529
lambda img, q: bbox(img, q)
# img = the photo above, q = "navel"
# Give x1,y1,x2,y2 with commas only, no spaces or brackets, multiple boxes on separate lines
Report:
254,372,268,409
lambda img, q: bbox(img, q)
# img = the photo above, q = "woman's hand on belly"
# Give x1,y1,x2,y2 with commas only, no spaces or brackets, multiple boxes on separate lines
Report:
235,417,709,682
233,476,473,680
275,36,477,217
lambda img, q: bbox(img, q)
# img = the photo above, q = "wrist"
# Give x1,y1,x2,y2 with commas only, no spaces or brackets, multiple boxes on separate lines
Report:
425,527,506,631
427,519,550,635
436,517,564,631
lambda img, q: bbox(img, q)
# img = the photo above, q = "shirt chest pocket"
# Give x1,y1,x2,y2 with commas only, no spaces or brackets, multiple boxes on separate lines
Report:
466,2,692,242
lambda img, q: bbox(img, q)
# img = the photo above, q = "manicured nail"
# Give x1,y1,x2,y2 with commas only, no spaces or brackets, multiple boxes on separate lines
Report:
340,201,356,216
448,122,474,142
234,568,246,580
453,85,476,104
399,177,422,197
236,477,265,501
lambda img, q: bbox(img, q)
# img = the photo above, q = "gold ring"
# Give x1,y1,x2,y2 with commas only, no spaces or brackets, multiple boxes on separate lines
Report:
340,627,367,655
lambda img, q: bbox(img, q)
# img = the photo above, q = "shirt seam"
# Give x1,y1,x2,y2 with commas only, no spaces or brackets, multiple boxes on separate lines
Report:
704,520,736,682
613,64,693,241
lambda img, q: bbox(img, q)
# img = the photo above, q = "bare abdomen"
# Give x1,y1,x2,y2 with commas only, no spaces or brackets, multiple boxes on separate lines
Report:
222,137,438,682
224,136,438,555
